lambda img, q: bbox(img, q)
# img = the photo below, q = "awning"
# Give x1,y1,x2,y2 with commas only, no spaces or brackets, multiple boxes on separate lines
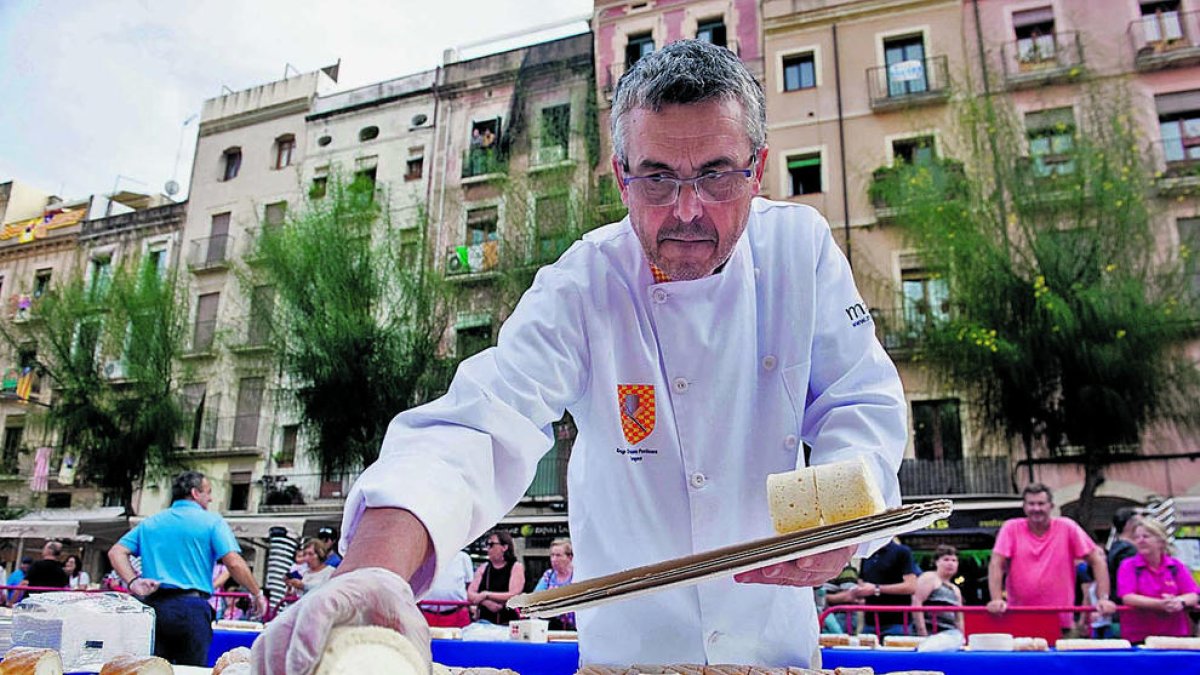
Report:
0,520,82,539
129,514,306,540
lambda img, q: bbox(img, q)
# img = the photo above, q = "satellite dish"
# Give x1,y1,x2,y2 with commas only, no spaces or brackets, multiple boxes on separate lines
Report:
164,180,180,196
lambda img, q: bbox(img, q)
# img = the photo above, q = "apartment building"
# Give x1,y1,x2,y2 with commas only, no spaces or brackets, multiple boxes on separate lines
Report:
156,68,337,531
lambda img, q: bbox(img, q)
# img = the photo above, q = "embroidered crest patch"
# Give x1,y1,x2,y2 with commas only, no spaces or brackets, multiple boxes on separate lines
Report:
617,384,656,444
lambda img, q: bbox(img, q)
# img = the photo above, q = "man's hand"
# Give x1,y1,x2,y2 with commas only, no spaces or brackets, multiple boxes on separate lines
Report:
128,577,160,598
733,546,854,587
251,567,430,675
1162,595,1185,613
850,581,878,599
1095,598,1117,616
987,599,1007,615
254,591,269,619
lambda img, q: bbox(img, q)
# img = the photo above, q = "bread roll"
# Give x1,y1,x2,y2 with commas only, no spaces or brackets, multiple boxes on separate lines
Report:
0,648,63,675
219,665,251,675
1144,636,1200,650
213,646,252,674
881,635,923,648
314,626,427,675
767,458,886,534
1013,637,1048,652
97,654,173,675
1053,638,1131,651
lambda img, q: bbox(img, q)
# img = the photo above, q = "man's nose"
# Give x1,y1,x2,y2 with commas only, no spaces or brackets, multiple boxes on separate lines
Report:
672,182,704,222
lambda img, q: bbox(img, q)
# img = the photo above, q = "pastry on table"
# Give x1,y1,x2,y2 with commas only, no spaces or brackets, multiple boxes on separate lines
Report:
1053,638,1132,650
98,654,173,674
212,646,252,674
0,647,64,675
1143,636,1200,650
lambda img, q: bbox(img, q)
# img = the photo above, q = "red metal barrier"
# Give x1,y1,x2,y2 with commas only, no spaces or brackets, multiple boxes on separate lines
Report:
819,603,1129,643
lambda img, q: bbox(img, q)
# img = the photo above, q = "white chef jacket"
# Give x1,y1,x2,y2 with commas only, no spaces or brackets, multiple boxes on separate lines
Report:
342,198,906,667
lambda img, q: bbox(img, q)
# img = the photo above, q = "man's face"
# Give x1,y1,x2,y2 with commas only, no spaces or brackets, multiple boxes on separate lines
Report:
613,99,766,281
1022,491,1052,524
192,478,214,510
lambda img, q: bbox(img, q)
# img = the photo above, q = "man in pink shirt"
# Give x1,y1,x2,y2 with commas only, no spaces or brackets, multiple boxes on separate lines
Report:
987,483,1116,631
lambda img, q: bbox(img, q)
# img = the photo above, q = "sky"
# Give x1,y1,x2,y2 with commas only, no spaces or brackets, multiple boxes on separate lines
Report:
0,0,593,206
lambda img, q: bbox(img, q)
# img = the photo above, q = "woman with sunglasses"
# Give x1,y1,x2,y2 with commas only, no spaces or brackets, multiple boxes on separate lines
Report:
467,530,525,625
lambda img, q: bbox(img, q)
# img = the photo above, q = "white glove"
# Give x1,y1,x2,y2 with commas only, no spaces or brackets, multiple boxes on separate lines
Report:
251,567,431,675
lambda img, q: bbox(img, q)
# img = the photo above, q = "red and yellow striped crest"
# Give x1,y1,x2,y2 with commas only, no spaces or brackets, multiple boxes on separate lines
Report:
617,384,655,444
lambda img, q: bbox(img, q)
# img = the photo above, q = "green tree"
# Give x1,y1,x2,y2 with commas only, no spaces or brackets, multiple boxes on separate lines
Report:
254,174,454,476
873,84,1200,528
0,258,191,513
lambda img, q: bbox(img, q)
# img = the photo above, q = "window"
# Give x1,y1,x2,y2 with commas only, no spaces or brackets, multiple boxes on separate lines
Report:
626,32,655,67
207,212,231,265
457,323,493,358
33,269,52,298
901,266,950,331
74,318,101,371
354,167,377,196
183,382,210,448
88,252,113,299
317,135,332,147
466,206,499,245
310,175,328,199
18,345,39,395
538,104,571,164
278,425,298,468
466,118,502,177
912,399,963,461
892,136,936,165
782,53,816,92
405,156,424,181
1140,1,1183,44
45,493,72,509
786,153,822,196
246,285,274,346
1013,7,1056,64
1180,218,1200,298
274,135,295,169
193,292,219,352
400,228,420,269
1,426,22,474
1026,107,1076,177
144,244,168,281
884,35,928,97
535,194,570,261
696,18,726,47
228,471,251,511
264,201,287,227
1156,90,1200,165
233,376,265,447
359,126,380,142
222,147,242,181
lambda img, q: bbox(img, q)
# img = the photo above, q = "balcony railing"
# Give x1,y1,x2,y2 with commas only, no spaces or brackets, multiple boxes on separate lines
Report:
525,451,569,500
898,456,1013,497
1000,31,1084,89
229,313,273,352
867,55,951,111
868,158,967,220
259,473,355,512
187,235,232,272
871,307,946,354
184,319,218,356
444,241,500,277
532,143,569,168
183,413,271,455
1154,137,1200,175
1129,9,1200,71
462,149,507,180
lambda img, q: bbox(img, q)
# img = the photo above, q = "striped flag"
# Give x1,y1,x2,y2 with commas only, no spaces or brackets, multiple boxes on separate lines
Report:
15,368,33,401
30,446,51,492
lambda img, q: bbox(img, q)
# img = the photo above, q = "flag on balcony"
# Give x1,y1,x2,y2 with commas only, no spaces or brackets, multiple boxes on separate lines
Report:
30,446,51,493
15,368,34,401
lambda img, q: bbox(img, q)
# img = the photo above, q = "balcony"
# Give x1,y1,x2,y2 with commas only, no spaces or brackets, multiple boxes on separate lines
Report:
1153,137,1200,194
871,307,946,355
444,241,500,279
898,456,1013,497
525,450,569,501
228,313,273,354
461,149,507,182
1000,31,1084,90
868,158,967,221
531,143,572,171
1130,10,1200,71
178,413,271,458
867,55,951,112
237,227,276,263
181,319,218,358
187,235,232,273
259,473,354,513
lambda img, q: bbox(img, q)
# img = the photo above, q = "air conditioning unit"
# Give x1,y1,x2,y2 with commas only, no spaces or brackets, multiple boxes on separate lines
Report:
446,249,467,274
103,360,127,380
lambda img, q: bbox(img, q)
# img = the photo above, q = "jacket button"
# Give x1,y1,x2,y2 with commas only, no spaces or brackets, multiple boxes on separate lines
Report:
784,434,799,449
652,288,667,303
762,355,777,370
690,472,707,488
673,377,689,393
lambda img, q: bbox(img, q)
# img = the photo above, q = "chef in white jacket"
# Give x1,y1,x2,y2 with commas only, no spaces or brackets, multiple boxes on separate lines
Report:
254,39,906,674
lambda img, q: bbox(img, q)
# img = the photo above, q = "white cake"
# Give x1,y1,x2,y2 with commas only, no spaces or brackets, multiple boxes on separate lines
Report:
968,633,1015,651
10,593,154,672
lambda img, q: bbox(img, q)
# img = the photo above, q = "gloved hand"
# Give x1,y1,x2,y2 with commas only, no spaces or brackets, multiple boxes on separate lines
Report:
733,545,854,587
251,567,431,675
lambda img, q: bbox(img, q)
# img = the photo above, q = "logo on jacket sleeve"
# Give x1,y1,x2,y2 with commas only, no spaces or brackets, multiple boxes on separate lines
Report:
617,384,656,444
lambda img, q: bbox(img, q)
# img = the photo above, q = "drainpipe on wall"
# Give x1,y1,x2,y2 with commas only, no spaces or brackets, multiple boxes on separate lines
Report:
832,23,851,267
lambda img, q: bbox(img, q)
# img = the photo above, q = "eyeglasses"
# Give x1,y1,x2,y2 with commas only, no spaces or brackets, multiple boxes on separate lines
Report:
486,541,503,548
622,160,756,206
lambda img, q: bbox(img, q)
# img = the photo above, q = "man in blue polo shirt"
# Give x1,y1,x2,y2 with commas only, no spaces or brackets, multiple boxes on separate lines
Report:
109,471,268,665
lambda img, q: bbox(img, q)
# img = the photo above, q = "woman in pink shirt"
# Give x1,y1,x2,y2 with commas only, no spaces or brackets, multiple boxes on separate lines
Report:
1116,518,1199,643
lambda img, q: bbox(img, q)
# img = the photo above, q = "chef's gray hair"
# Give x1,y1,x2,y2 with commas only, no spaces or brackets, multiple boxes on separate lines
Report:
611,39,766,168
172,470,206,502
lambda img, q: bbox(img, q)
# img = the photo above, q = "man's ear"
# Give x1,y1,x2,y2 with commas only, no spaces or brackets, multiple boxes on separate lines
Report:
753,145,769,192
611,156,630,206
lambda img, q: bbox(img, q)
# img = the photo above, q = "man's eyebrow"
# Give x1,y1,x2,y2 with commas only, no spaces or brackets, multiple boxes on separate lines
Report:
634,156,739,174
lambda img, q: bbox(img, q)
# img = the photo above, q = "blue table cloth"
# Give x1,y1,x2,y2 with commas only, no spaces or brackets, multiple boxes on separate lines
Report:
821,647,1200,675
207,630,580,675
